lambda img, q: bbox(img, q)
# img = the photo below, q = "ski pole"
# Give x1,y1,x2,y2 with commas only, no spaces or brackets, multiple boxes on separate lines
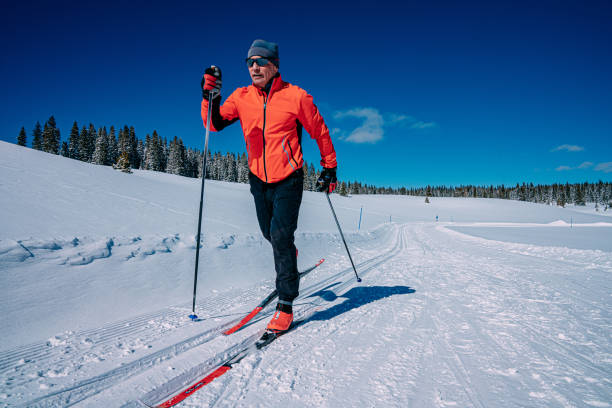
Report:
189,91,215,320
325,192,362,282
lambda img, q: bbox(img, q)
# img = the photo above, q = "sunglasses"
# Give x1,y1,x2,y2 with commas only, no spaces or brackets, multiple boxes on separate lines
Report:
246,57,275,67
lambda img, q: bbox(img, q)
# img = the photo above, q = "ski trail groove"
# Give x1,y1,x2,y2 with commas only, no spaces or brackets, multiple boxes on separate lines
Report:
136,226,406,407
19,226,403,407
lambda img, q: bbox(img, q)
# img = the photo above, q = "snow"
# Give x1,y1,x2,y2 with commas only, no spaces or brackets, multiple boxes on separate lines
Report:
447,225,612,251
1,140,611,407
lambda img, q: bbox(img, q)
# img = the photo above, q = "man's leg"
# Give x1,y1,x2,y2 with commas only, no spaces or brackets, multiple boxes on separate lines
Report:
249,172,273,242
269,170,304,303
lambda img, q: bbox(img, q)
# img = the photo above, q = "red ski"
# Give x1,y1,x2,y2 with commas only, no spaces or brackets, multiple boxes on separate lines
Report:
141,324,299,407
223,258,324,335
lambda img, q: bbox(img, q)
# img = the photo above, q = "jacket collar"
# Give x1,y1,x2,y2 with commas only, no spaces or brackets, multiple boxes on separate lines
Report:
254,73,283,97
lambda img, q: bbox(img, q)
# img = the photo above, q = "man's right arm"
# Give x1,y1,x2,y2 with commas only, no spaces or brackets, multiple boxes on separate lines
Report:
201,66,239,132
201,93,239,132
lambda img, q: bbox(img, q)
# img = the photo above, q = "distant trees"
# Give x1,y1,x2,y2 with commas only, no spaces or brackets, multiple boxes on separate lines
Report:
166,136,186,176
17,127,27,146
14,116,612,207
32,122,42,150
114,152,132,173
92,127,108,165
68,122,80,159
41,116,61,154
396,182,611,208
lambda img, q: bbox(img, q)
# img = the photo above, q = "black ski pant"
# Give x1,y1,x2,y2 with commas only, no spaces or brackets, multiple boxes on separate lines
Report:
249,168,303,303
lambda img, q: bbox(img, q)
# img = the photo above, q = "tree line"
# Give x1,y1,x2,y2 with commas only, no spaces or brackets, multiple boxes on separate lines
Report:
16,116,328,190
16,116,612,209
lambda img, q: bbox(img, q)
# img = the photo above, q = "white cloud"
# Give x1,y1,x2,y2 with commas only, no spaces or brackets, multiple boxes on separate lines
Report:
594,162,612,173
333,108,435,144
384,113,437,130
552,144,585,152
334,108,384,144
554,161,608,172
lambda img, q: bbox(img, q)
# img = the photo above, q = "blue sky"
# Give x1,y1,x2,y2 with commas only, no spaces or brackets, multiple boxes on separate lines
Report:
1,0,610,187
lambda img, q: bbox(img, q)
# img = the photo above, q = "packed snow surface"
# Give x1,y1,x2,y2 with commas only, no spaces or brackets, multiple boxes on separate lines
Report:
1,141,611,407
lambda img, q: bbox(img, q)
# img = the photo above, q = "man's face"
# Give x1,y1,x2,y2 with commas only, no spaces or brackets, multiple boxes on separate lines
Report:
248,56,278,88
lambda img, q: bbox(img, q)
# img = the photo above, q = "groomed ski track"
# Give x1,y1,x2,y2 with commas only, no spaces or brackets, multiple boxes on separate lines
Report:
9,224,404,407
7,223,612,407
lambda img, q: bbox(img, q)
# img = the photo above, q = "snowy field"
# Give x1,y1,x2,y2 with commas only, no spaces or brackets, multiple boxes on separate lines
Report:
1,141,611,407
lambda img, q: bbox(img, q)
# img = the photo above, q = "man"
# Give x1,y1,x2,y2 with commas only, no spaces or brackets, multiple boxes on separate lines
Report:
201,39,338,333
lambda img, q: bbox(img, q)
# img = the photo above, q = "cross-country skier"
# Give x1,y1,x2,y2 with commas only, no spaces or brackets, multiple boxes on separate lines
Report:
201,39,338,333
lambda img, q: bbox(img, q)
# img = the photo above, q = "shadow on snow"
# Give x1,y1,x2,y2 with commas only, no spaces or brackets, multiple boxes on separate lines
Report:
303,284,416,323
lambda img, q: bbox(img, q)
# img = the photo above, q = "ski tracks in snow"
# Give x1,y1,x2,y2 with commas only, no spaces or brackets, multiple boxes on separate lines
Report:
181,223,609,408
3,223,611,407
3,225,404,407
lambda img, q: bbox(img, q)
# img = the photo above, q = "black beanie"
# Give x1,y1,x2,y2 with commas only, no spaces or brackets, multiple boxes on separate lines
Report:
247,39,279,67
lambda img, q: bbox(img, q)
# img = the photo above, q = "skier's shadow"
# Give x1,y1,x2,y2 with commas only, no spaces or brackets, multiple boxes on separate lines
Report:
302,284,416,323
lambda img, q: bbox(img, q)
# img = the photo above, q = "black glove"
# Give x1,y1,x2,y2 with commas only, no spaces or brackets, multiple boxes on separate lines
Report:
317,167,337,193
201,65,222,99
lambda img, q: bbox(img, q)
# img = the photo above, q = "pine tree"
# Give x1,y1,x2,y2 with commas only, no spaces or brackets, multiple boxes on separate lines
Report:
142,133,151,170
32,121,42,150
166,136,186,175
574,184,586,206
114,151,132,173
161,137,168,171
41,121,52,153
145,131,163,171
307,163,317,191
92,127,108,165
61,142,69,157
184,148,198,177
78,126,91,161
557,189,566,207
129,126,139,168
118,126,130,162
225,153,237,182
237,153,249,183
80,123,96,161
565,183,573,204
137,139,145,169
17,127,27,146
205,151,213,179
68,121,80,159
107,126,118,165
42,116,60,154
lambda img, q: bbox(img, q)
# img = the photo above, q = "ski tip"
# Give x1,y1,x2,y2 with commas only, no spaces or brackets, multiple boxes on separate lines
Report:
318,258,325,265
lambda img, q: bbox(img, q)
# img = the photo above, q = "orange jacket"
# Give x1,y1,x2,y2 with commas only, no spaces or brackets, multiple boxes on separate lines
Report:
201,74,337,183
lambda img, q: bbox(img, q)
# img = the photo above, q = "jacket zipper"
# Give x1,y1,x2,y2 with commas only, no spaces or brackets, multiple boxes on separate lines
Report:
261,76,280,183
262,93,268,182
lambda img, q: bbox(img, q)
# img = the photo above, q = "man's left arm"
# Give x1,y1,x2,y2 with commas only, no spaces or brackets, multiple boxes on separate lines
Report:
297,91,337,169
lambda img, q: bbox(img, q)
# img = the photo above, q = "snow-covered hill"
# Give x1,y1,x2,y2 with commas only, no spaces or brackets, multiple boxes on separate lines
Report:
1,141,610,407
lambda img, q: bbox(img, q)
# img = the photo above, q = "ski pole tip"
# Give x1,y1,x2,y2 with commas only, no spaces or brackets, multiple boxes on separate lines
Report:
357,277,362,283
189,314,199,321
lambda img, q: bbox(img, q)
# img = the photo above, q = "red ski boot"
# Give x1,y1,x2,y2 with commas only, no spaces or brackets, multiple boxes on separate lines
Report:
267,303,293,333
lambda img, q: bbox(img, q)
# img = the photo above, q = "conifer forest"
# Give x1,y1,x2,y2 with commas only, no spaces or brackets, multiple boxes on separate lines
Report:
15,116,612,209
